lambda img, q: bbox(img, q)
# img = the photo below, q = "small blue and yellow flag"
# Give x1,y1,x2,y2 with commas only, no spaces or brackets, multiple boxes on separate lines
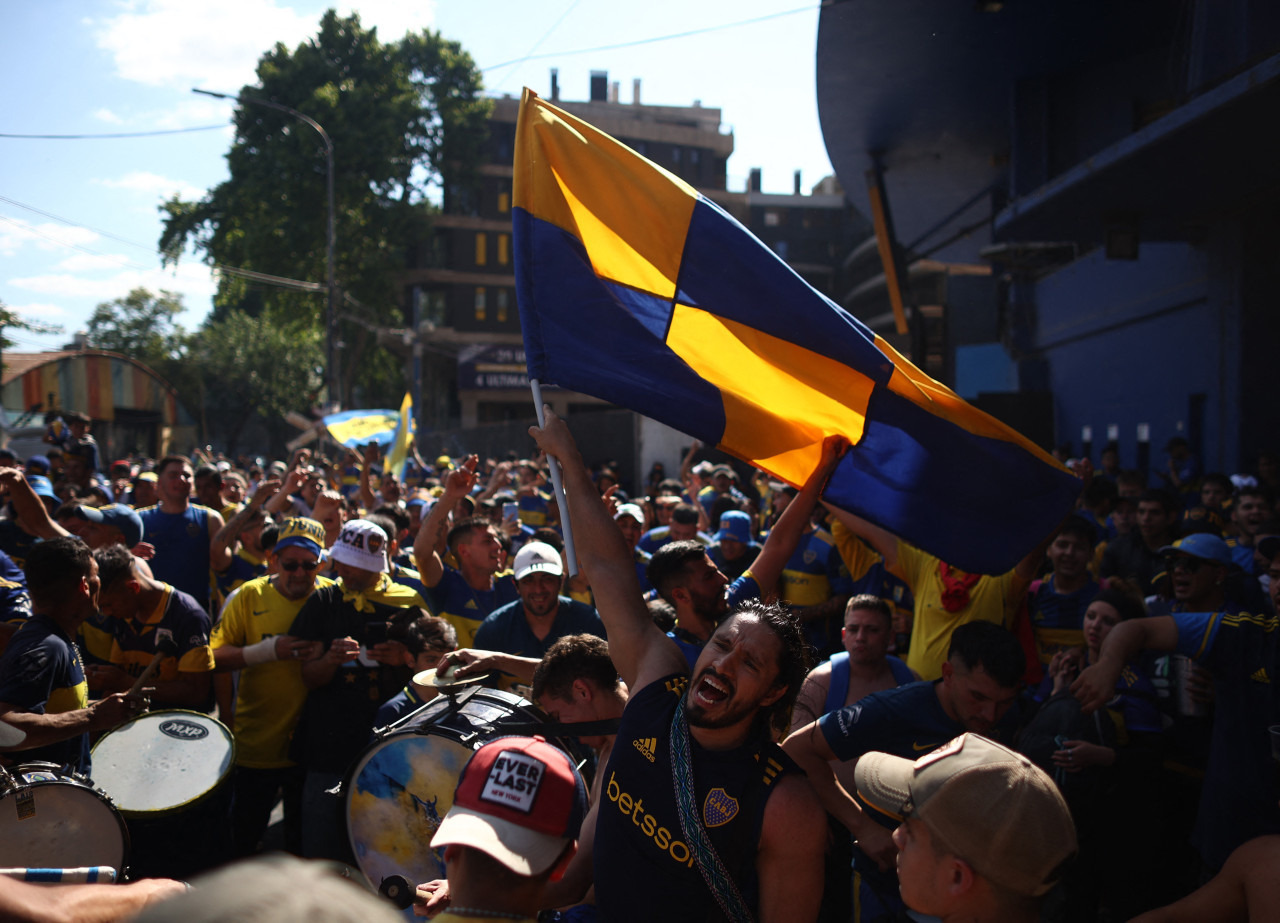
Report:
513,90,1078,573
323,408,398,450
384,392,415,481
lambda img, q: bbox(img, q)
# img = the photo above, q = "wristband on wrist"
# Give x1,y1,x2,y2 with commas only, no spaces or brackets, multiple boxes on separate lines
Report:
242,637,279,666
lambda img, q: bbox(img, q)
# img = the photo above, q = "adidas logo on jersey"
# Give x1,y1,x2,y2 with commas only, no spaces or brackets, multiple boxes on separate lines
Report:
1250,667,1271,684
632,737,657,763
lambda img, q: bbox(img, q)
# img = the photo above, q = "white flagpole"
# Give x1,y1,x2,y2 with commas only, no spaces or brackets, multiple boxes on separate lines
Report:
530,378,578,576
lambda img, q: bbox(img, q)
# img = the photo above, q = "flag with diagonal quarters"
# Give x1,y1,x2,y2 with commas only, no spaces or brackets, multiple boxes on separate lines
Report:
512,89,1078,574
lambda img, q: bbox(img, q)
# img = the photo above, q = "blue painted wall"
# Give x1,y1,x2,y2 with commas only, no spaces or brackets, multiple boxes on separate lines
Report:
1028,241,1241,475
955,343,1017,400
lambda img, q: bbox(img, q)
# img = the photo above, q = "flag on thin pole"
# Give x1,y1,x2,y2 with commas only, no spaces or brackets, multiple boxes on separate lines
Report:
385,392,415,482
512,89,1078,574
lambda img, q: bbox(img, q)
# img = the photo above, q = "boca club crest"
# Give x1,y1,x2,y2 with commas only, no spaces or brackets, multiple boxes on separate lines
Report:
703,787,739,827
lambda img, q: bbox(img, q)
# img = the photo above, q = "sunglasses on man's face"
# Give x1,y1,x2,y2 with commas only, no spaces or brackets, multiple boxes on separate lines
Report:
280,560,321,572
1168,555,1205,575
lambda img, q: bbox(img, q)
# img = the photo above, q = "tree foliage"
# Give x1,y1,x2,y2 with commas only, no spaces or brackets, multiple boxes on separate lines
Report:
83,288,322,456
160,10,490,406
85,288,186,365
0,298,63,356
192,308,324,455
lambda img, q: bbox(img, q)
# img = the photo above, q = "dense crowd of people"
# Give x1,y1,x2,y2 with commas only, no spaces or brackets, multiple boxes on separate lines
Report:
0,408,1276,922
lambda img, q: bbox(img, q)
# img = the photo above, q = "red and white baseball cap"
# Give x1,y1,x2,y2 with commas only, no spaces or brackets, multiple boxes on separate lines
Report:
431,736,587,876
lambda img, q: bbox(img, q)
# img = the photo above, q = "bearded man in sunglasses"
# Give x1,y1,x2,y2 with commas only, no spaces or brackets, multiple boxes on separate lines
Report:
211,516,331,856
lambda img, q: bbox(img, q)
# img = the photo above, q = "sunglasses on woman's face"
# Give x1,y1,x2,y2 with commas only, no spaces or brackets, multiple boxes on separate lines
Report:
280,560,321,572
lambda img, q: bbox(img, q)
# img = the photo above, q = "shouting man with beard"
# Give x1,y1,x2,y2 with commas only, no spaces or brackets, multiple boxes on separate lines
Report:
528,408,835,923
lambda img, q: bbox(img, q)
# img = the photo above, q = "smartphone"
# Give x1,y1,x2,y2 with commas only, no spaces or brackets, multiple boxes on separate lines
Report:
502,502,519,526
364,620,389,646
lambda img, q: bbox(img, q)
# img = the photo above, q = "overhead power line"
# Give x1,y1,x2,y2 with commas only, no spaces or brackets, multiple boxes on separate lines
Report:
0,198,323,296
480,5,814,72
0,125,227,140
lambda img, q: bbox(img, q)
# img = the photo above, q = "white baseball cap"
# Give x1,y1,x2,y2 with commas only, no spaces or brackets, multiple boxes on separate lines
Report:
512,541,563,581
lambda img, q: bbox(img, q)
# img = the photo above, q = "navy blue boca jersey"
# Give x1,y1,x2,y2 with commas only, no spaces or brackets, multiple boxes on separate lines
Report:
594,674,796,922
820,680,967,770
1175,609,1280,869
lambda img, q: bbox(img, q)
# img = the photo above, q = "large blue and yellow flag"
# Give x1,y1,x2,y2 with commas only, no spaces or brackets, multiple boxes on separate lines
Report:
513,89,1078,573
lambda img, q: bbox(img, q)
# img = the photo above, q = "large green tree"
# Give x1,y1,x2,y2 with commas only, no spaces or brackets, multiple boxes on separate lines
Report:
160,10,489,407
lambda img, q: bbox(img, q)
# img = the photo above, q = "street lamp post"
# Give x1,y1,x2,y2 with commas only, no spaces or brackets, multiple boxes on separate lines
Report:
193,87,340,406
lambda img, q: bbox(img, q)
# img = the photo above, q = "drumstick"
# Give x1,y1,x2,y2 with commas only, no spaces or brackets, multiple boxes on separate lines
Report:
129,637,180,696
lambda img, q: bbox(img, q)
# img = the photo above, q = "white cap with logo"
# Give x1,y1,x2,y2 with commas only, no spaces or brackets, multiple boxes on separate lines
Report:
329,519,389,572
512,541,563,581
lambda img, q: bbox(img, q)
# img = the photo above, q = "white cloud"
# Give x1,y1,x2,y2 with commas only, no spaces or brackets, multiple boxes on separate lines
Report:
336,0,436,41
54,253,134,273
95,171,204,202
0,219,100,258
96,1,436,90
9,263,218,303
93,108,125,125
11,302,68,320
96,0,318,90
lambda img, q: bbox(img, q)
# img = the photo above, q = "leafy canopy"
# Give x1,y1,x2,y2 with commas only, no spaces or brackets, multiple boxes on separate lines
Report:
160,10,489,405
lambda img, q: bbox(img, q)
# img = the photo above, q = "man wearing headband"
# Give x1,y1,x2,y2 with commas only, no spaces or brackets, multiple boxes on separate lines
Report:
211,517,330,856
853,733,1075,922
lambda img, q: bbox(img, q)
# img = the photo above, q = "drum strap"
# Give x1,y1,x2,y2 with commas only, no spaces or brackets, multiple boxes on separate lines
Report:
495,718,621,739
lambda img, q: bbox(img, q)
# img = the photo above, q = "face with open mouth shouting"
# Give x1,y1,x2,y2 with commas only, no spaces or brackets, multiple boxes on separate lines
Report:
686,612,785,731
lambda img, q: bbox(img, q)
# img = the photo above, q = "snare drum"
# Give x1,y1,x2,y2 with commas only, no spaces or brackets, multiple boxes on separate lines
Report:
91,710,235,878
92,710,234,816
0,762,129,873
345,688,580,903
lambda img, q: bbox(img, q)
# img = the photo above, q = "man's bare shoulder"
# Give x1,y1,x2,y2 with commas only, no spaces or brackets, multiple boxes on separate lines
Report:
761,772,825,847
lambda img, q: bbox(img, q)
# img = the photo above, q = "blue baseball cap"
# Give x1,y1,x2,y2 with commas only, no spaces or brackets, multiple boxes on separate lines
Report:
715,510,753,544
28,475,58,502
26,455,50,475
74,504,144,547
1159,533,1233,567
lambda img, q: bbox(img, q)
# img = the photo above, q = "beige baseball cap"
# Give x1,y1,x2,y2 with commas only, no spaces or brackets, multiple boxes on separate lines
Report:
854,733,1076,898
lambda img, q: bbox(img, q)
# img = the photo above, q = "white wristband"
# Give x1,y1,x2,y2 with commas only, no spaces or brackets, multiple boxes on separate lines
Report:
242,637,279,666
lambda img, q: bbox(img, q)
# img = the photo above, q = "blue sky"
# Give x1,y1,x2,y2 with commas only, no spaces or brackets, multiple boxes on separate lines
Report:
1,1,832,353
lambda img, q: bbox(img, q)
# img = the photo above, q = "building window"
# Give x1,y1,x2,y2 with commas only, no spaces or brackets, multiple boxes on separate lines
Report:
475,232,488,266
633,140,647,156
763,210,782,227
475,287,487,322
497,233,510,266
690,149,700,165
413,287,448,327
498,191,510,214
497,288,509,324
672,147,682,164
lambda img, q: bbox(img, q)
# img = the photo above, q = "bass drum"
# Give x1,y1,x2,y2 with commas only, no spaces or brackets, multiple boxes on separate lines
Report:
0,763,129,873
345,687,582,907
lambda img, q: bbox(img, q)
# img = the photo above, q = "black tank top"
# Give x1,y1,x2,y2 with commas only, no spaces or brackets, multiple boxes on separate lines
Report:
593,674,798,921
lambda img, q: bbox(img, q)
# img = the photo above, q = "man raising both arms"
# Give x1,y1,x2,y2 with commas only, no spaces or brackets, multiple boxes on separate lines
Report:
413,456,518,648
529,408,832,923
